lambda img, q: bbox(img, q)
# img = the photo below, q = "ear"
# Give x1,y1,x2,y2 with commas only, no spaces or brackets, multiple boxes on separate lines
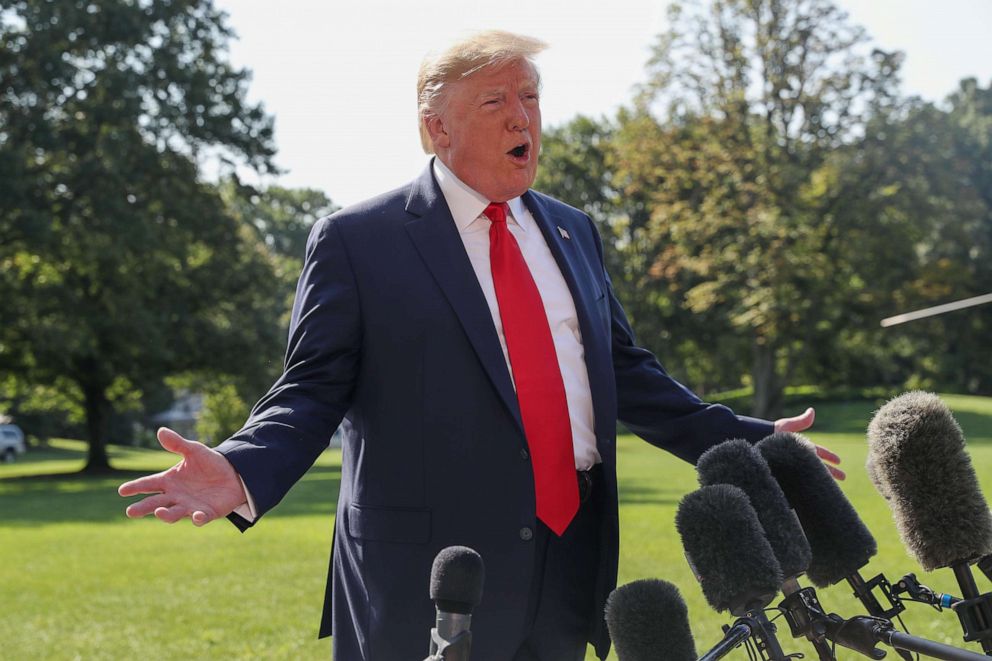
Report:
425,114,450,150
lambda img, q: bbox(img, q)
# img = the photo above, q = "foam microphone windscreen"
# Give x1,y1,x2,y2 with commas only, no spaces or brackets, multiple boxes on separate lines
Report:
865,453,891,500
429,546,485,613
676,484,783,616
758,432,877,587
697,439,812,581
866,391,992,571
605,579,697,661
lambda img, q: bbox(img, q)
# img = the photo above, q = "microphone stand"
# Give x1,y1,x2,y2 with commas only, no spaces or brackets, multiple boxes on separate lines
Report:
426,611,473,661
848,571,907,620
978,556,992,584
698,608,790,661
780,578,838,660
950,563,992,656
830,615,992,661
775,583,990,661
697,621,752,661
425,628,472,661
778,586,893,661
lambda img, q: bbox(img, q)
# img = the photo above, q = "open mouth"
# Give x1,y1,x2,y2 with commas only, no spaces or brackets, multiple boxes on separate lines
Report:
508,143,529,158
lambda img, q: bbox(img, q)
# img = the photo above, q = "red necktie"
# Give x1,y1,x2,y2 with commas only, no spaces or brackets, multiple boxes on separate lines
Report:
485,202,578,536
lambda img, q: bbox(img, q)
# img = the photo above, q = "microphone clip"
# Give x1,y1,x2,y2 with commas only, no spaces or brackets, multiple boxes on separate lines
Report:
426,628,472,660
977,555,992,584
951,591,992,647
824,616,891,660
738,610,803,661
847,572,906,620
890,573,960,612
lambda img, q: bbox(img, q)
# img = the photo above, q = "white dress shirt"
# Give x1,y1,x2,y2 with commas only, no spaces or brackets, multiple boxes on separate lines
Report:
233,161,602,521
433,159,601,470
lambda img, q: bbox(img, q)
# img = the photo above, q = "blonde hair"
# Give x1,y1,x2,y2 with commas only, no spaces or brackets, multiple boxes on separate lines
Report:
417,30,547,154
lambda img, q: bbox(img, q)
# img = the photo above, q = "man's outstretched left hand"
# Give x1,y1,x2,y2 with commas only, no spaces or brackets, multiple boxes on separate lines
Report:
774,407,845,481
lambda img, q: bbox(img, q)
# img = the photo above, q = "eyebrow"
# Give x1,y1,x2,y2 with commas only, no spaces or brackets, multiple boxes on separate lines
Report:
478,81,540,98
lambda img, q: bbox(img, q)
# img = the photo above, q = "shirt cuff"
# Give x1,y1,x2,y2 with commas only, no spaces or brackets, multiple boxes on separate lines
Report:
233,475,258,522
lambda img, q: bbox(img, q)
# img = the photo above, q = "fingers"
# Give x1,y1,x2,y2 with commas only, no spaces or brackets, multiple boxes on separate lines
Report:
825,463,847,481
127,500,217,525
118,471,167,497
153,504,217,525
125,493,172,518
790,407,815,431
814,444,841,466
157,427,201,457
154,505,188,524
192,510,216,527
813,443,844,480
774,407,816,433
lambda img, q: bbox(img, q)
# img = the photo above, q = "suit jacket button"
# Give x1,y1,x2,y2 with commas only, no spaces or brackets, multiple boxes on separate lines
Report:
520,448,529,460
519,527,533,541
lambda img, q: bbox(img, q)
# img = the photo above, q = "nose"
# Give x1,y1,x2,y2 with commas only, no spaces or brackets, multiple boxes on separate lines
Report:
507,98,529,131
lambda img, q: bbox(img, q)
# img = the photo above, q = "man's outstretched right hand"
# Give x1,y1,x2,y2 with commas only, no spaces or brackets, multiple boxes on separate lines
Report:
118,427,246,526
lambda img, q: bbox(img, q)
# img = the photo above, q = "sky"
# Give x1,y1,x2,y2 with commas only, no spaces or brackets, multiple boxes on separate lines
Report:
212,0,992,207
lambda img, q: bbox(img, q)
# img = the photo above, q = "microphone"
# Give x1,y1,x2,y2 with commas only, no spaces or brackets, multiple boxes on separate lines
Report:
756,432,893,622
757,432,877,587
605,579,696,661
866,391,992,571
426,546,485,661
677,484,790,660
697,439,840,659
697,439,812,583
867,391,992,654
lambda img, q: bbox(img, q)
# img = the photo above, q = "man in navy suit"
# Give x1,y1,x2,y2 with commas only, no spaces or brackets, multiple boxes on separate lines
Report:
120,30,841,660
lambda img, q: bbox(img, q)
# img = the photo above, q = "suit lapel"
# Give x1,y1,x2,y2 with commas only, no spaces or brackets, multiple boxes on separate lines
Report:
404,166,524,434
523,191,614,440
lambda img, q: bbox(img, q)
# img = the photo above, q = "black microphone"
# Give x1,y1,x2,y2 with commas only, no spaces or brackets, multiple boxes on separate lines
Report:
755,431,897,625
605,579,696,661
757,432,878,588
697,439,812,583
868,391,992,655
677,484,790,660
426,546,485,661
697,439,842,658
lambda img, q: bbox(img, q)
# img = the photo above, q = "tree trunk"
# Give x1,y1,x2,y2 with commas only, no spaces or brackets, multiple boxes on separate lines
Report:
751,339,784,419
82,381,112,473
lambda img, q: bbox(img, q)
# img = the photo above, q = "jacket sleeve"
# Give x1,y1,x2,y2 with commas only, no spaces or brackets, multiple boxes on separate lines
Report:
215,216,361,524
585,223,772,464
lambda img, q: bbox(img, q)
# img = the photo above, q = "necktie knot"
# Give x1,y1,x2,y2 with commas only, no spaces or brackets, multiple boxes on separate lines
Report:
484,202,510,225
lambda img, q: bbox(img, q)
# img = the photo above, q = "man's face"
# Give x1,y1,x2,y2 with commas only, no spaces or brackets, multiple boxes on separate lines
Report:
427,59,541,202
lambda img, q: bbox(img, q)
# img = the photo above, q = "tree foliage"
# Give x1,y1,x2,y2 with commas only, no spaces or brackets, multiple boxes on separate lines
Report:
538,0,992,413
0,0,288,470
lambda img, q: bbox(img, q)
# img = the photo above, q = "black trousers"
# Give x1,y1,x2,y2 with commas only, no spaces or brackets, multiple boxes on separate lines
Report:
513,468,602,661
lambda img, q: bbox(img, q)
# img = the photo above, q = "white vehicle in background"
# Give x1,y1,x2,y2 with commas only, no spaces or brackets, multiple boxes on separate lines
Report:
0,424,26,463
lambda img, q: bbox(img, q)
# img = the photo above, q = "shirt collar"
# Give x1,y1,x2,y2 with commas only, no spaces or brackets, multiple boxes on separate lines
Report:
433,158,530,234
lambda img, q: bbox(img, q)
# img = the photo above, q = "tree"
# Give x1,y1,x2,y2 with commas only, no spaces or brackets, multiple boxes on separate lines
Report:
620,0,903,415
844,80,992,394
196,381,247,446
0,0,285,471
223,181,338,264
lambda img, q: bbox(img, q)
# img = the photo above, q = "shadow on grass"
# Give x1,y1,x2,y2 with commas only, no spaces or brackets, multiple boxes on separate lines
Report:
775,399,992,446
0,463,342,526
812,400,992,443
617,483,683,506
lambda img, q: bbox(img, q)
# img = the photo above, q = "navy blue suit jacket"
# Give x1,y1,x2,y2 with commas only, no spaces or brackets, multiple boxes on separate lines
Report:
216,162,773,660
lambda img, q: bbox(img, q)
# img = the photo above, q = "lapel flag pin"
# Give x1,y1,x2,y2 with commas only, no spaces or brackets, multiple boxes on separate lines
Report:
557,226,570,240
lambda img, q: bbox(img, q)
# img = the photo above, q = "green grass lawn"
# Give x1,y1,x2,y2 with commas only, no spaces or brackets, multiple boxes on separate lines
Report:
2,394,991,660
